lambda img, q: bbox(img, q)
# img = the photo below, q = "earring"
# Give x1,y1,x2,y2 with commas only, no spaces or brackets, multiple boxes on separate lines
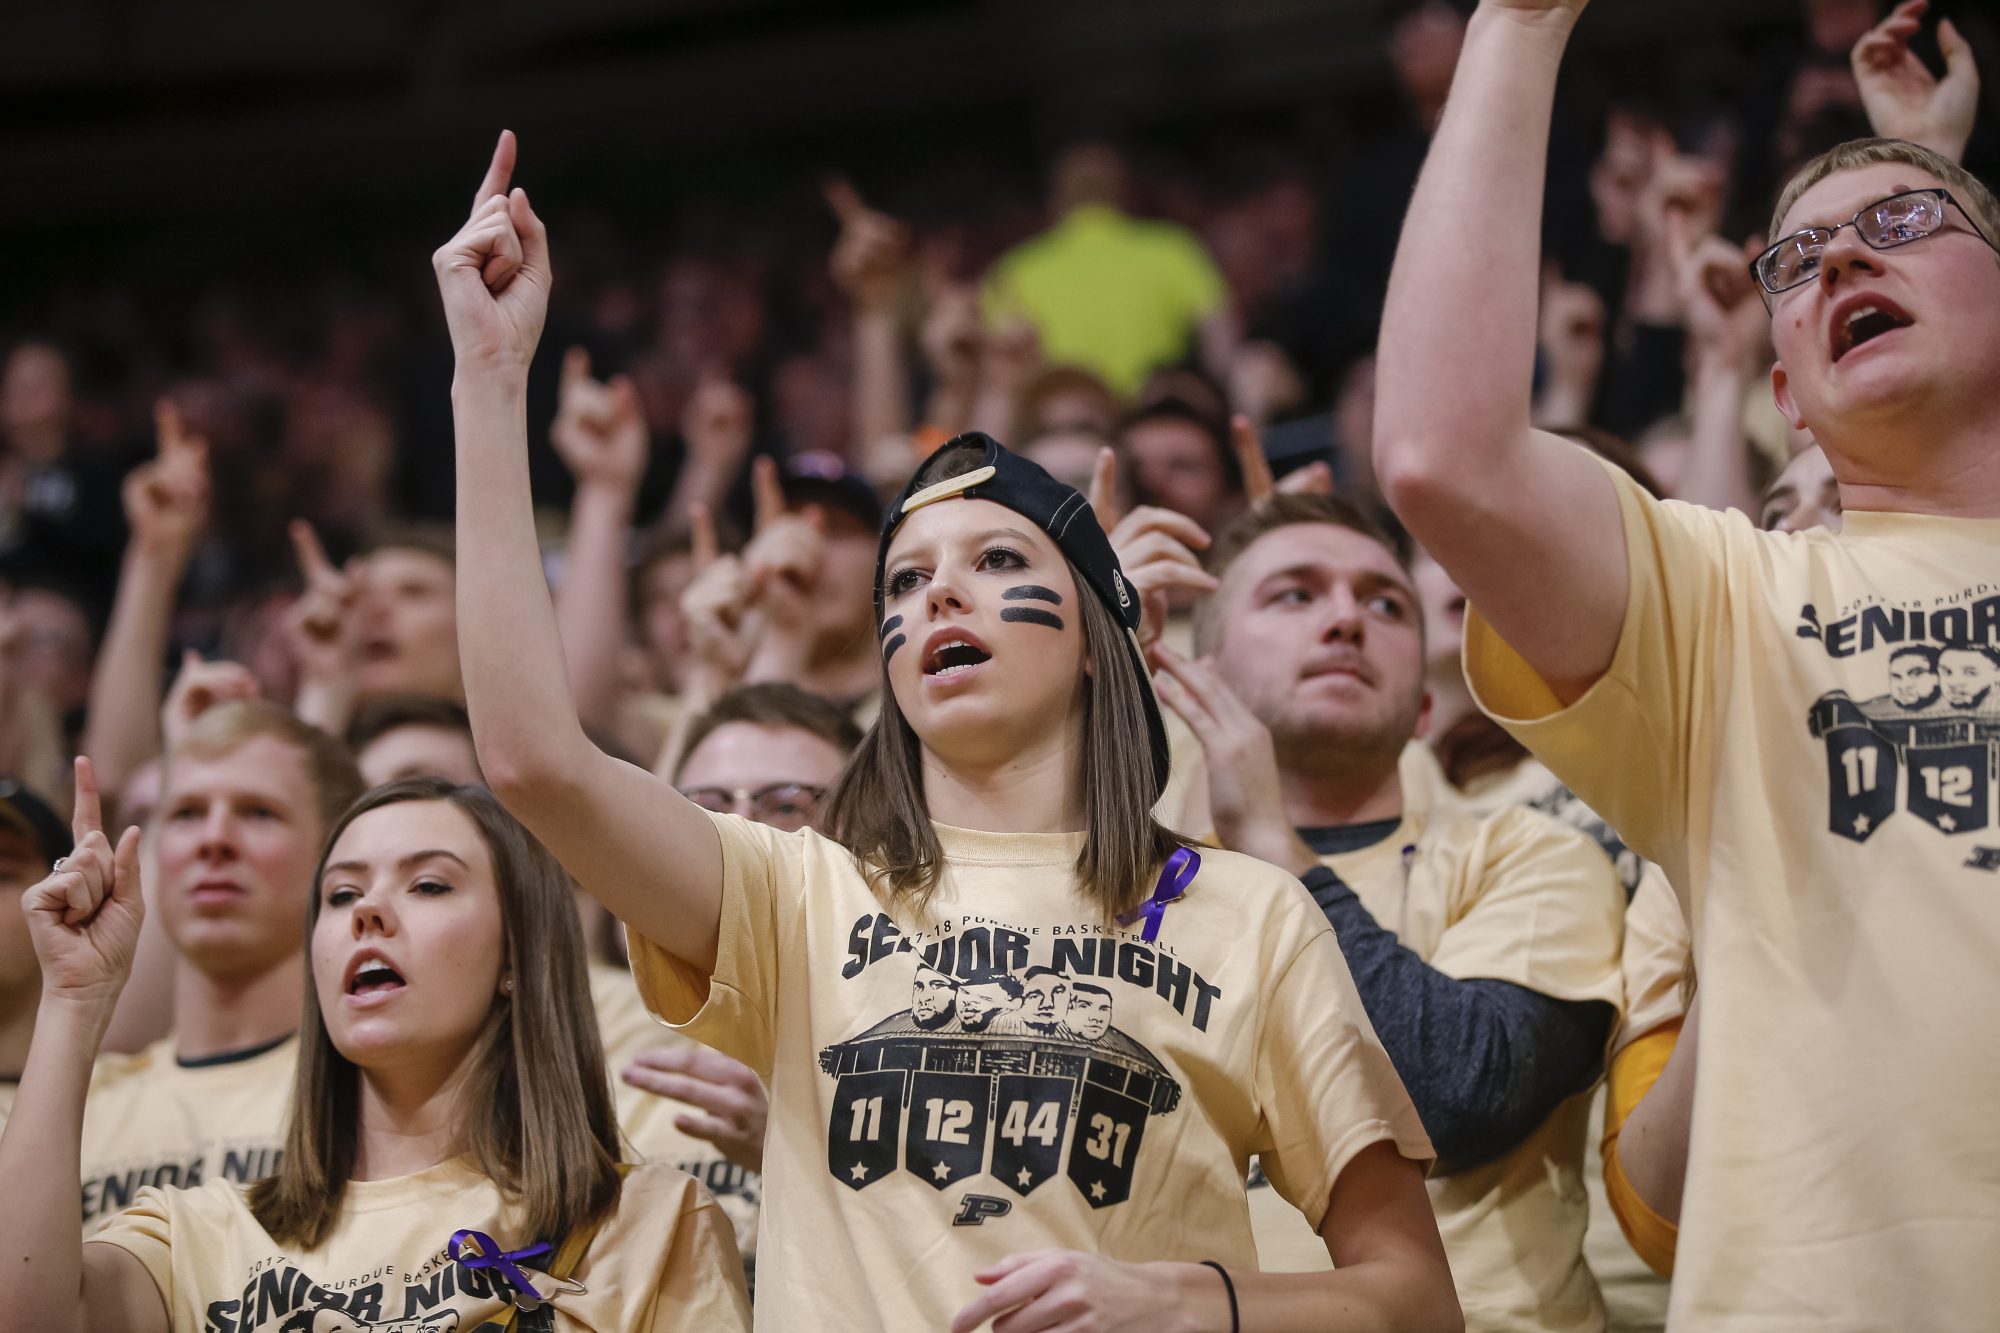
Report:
501,977,515,995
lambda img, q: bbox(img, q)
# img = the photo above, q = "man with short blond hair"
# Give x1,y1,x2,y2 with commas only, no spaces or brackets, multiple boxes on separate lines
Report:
1372,0,2000,1322
77,702,362,1229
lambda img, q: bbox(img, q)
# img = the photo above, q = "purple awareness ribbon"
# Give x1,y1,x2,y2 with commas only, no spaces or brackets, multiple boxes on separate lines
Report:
1116,846,1200,943
449,1230,553,1306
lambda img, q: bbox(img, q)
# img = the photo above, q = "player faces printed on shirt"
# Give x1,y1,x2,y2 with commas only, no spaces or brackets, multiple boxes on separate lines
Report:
1468,460,2000,1328
631,813,1430,1330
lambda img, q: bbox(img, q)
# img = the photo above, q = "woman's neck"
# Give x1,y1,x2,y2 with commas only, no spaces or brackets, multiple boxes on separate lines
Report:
173,952,304,1063
922,727,1082,833
353,1051,476,1181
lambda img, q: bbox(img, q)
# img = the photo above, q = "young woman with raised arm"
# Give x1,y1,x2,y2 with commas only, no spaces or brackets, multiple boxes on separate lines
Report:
0,764,748,1333
440,132,1459,1332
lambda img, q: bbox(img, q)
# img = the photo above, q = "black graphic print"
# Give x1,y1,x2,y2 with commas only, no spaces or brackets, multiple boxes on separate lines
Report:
823,917,1200,1211
204,1246,536,1333
1801,605,2000,842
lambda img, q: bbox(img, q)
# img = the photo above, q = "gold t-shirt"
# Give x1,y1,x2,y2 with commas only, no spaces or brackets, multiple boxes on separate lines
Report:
79,1033,297,1232
631,812,1432,1331
89,1156,750,1332
1616,869,1691,1057
1246,802,1625,1333
1408,744,1674,1332
1467,460,2000,1329
591,960,762,1276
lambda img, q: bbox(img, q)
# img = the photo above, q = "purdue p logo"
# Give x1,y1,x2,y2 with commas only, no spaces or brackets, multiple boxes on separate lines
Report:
952,1194,1013,1227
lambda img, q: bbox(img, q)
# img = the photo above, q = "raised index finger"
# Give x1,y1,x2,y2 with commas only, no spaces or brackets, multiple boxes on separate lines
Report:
823,177,868,225
72,755,104,843
289,519,336,584
472,129,518,211
1233,414,1276,503
1086,446,1121,528
751,456,788,535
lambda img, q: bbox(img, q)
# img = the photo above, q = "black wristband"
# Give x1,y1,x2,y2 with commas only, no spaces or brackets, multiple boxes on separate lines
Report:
1199,1260,1239,1333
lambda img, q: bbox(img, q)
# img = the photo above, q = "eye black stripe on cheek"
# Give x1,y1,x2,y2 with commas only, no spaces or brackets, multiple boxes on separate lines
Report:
880,614,904,639
882,634,907,662
1002,585,1064,605
1000,607,1065,630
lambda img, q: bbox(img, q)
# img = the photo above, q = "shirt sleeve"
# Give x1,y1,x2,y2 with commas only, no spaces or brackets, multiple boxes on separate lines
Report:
1252,913,1435,1232
1305,867,1615,1174
1617,866,1693,1054
84,1186,177,1310
1428,806,1628,1008
628,810,800,1079
1464,457,1739,872
1600,1022,1684,1277
634,1174,754,1333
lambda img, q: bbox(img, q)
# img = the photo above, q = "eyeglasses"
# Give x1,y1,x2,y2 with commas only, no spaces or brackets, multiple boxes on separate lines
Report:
1750,188,1996,296
676,782,827,831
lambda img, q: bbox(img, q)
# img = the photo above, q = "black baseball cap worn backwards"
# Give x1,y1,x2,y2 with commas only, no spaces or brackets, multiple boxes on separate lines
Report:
876,432,1170,798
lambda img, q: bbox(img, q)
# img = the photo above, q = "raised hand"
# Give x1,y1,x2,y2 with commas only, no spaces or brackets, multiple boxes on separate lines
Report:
1150,645,1318,878
740,456,826,630
621,1044,769,1174
825,178,910,314
162,651,262,750
1090,448,1216,654
1854,0,1979,163
1231,413,1332,506
552,347,649,493
22,758,144,1013
678,504,759,703
123,399,212,558
431,130,551,376
919,283,985,391
283,520,363,692
1669,220,1770,372
1534,271,1608,426
680,373,755,474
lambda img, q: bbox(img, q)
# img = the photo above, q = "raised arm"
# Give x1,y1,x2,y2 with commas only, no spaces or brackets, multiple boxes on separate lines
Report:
825,179,913,475
79,400,210,799
437,132,723,972
549,346,650,737
1669,225,1768,516
1372,0,1627,700
0,759,167,1333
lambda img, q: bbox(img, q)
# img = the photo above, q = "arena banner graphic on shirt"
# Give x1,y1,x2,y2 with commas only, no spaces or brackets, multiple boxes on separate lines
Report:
821,909,1216,1210
1797,590,2000,843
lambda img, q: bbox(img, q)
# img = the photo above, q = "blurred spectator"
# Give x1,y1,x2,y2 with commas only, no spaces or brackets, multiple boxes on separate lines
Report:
982,143,1236,397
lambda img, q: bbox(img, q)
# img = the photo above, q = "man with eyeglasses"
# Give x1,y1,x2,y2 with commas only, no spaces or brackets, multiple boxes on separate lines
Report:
608,681,860,1293
1372,0,2000,1326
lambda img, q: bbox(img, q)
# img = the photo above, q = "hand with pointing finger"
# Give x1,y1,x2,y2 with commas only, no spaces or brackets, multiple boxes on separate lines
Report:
551,348,650,495
825,178,910,315
23,757,145,1018
432,129,551,377
1855,0,1979,164
1089,448,1216,655
125,399,211,561
162,652,263,751
678,504,759,707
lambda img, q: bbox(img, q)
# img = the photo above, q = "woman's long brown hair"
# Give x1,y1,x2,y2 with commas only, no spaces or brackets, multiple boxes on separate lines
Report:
248,778,621,1248
823,549,1183,922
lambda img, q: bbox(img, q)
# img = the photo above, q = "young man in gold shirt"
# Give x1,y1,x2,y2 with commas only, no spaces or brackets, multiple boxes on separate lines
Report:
1373,0,2000,1323
1159,493,1624,1332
